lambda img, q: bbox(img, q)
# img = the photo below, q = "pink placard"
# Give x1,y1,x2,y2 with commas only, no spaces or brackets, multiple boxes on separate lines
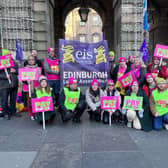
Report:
32,97,54,113
101,96,119,110
154,44,168,58
118,71,137,88
19,68,39,81
0,54,14,70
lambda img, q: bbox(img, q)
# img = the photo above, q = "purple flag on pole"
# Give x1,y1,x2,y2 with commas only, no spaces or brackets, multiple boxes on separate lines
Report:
16,40,23,62
140,39,148,63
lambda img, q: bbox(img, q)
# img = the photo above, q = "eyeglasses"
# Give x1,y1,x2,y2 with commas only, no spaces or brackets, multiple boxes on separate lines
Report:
28,59,35,61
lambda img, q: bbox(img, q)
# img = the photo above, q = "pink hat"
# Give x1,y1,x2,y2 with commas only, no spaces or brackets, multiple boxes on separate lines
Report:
145,73,153,80
119,57,126,62
91,79,99,86
132,81,139,86
153,56,161,61
128,55,135,60
48,47,55,53
107,79,114,85
69,77,77,85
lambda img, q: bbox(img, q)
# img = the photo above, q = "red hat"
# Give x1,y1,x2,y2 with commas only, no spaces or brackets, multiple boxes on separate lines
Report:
69,77,77,85
145,73,153,80
91,79,99,86
128,55,135,60
119,57,126,62
132,81,139,86
107,79,114,85
48,47,55,53
153,56,161,61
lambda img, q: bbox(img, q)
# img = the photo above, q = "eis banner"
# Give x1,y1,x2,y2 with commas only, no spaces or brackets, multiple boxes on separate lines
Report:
59,39,110,87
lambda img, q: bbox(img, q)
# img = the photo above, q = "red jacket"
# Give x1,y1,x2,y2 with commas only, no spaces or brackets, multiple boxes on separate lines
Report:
142,85,157,98
147,64,168,79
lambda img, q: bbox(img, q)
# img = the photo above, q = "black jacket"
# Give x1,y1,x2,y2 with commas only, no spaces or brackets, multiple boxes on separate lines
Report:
59,87,85,112
0,59,18,90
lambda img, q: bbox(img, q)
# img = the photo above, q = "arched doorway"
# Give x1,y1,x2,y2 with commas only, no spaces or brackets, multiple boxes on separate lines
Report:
64,8,103,43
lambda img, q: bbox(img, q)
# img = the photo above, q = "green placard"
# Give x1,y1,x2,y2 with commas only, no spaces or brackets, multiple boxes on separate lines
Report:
123,96,143,110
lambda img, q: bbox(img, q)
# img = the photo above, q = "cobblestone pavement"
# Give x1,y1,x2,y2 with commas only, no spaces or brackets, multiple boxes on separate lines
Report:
0,112,168,168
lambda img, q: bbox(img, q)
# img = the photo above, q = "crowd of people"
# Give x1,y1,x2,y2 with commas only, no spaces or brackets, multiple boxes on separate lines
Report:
0,48,168,132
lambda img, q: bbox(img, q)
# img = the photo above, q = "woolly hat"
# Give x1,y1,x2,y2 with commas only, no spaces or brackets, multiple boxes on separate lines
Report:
69,77,77,85
156,77,166,84
145,73,154,80
48,47,55,53
39,75,47,83
132,81,139,86
109,51,115,57
119,57,126,62
107,79,114,85
91,79,99,86
128,55,135,60
153,56,161,61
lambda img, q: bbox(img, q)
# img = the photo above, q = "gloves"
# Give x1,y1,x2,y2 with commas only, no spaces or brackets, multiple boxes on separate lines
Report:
121,109,127,115
138,109,144,118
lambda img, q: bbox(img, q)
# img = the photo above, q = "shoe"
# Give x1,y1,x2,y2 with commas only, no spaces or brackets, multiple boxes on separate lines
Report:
13,113,22,117
127,121,132,128
164,123,168,130
30,116,35,121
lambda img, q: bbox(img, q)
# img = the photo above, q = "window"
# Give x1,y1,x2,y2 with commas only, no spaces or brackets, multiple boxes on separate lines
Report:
79,21,85,26
92,16,99,25
92,33,100,43
79,34,86,42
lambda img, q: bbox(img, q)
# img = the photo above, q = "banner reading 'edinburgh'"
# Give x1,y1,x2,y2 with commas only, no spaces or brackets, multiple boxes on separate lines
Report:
59,39,109,86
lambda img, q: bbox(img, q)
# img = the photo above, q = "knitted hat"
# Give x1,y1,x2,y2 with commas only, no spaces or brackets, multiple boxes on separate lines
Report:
119,57,126,62
91,79,99,86
107,79,114,85
48,47,55,53
132,81,139,86
153,56,161,61
69,77,77,85
145,73,154,80
156,77,166,84
39,75,47,83
128,55,135,60
109,51,115,57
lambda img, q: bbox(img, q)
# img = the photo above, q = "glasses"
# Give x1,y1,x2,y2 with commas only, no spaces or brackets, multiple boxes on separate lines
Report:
28,59,35,61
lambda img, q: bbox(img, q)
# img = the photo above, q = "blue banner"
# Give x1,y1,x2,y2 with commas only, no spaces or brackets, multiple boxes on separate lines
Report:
59,39,110,87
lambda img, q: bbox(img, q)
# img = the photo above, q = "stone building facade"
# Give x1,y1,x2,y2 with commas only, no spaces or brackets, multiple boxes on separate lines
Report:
0,0,168,60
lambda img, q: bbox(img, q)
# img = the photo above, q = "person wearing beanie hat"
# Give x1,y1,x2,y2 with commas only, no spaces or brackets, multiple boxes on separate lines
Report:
150,77,168,130
108,51,116,79
102,79,121,124
33,76,56,124
59,77,86,123
147,56,168,79
44,47,60,107
122,80,152,132
142,73,157,98
86,79,104,121
127,55,135,70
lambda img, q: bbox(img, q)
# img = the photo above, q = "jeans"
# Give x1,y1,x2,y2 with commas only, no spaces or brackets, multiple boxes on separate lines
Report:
153,113,168,130
1,87,18,115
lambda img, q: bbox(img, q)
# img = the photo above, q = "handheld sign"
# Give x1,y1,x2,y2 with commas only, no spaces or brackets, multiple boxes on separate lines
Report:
118,72,137,88
19,68,39,81
123,96,143,110
154,44,168,59
32,97,53,113
0,54,14,70
101,96,119,110
32,97,54,130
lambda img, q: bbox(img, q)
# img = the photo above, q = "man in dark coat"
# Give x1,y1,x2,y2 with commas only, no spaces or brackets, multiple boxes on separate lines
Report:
0,58,21,119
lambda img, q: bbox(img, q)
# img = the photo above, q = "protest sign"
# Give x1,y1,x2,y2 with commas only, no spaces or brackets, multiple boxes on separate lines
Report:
19,68,39,81
154,44,168,59
101,96,119,110
0,54,14,70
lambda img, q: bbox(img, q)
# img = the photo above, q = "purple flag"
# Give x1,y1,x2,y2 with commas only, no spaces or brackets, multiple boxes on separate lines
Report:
140,39,148,63
16,40,23,61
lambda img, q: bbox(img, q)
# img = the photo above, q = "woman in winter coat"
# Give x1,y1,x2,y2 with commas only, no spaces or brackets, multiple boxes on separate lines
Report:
86,79,104,122
122,81,153,132
33,76,56,124
103,79,121,124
